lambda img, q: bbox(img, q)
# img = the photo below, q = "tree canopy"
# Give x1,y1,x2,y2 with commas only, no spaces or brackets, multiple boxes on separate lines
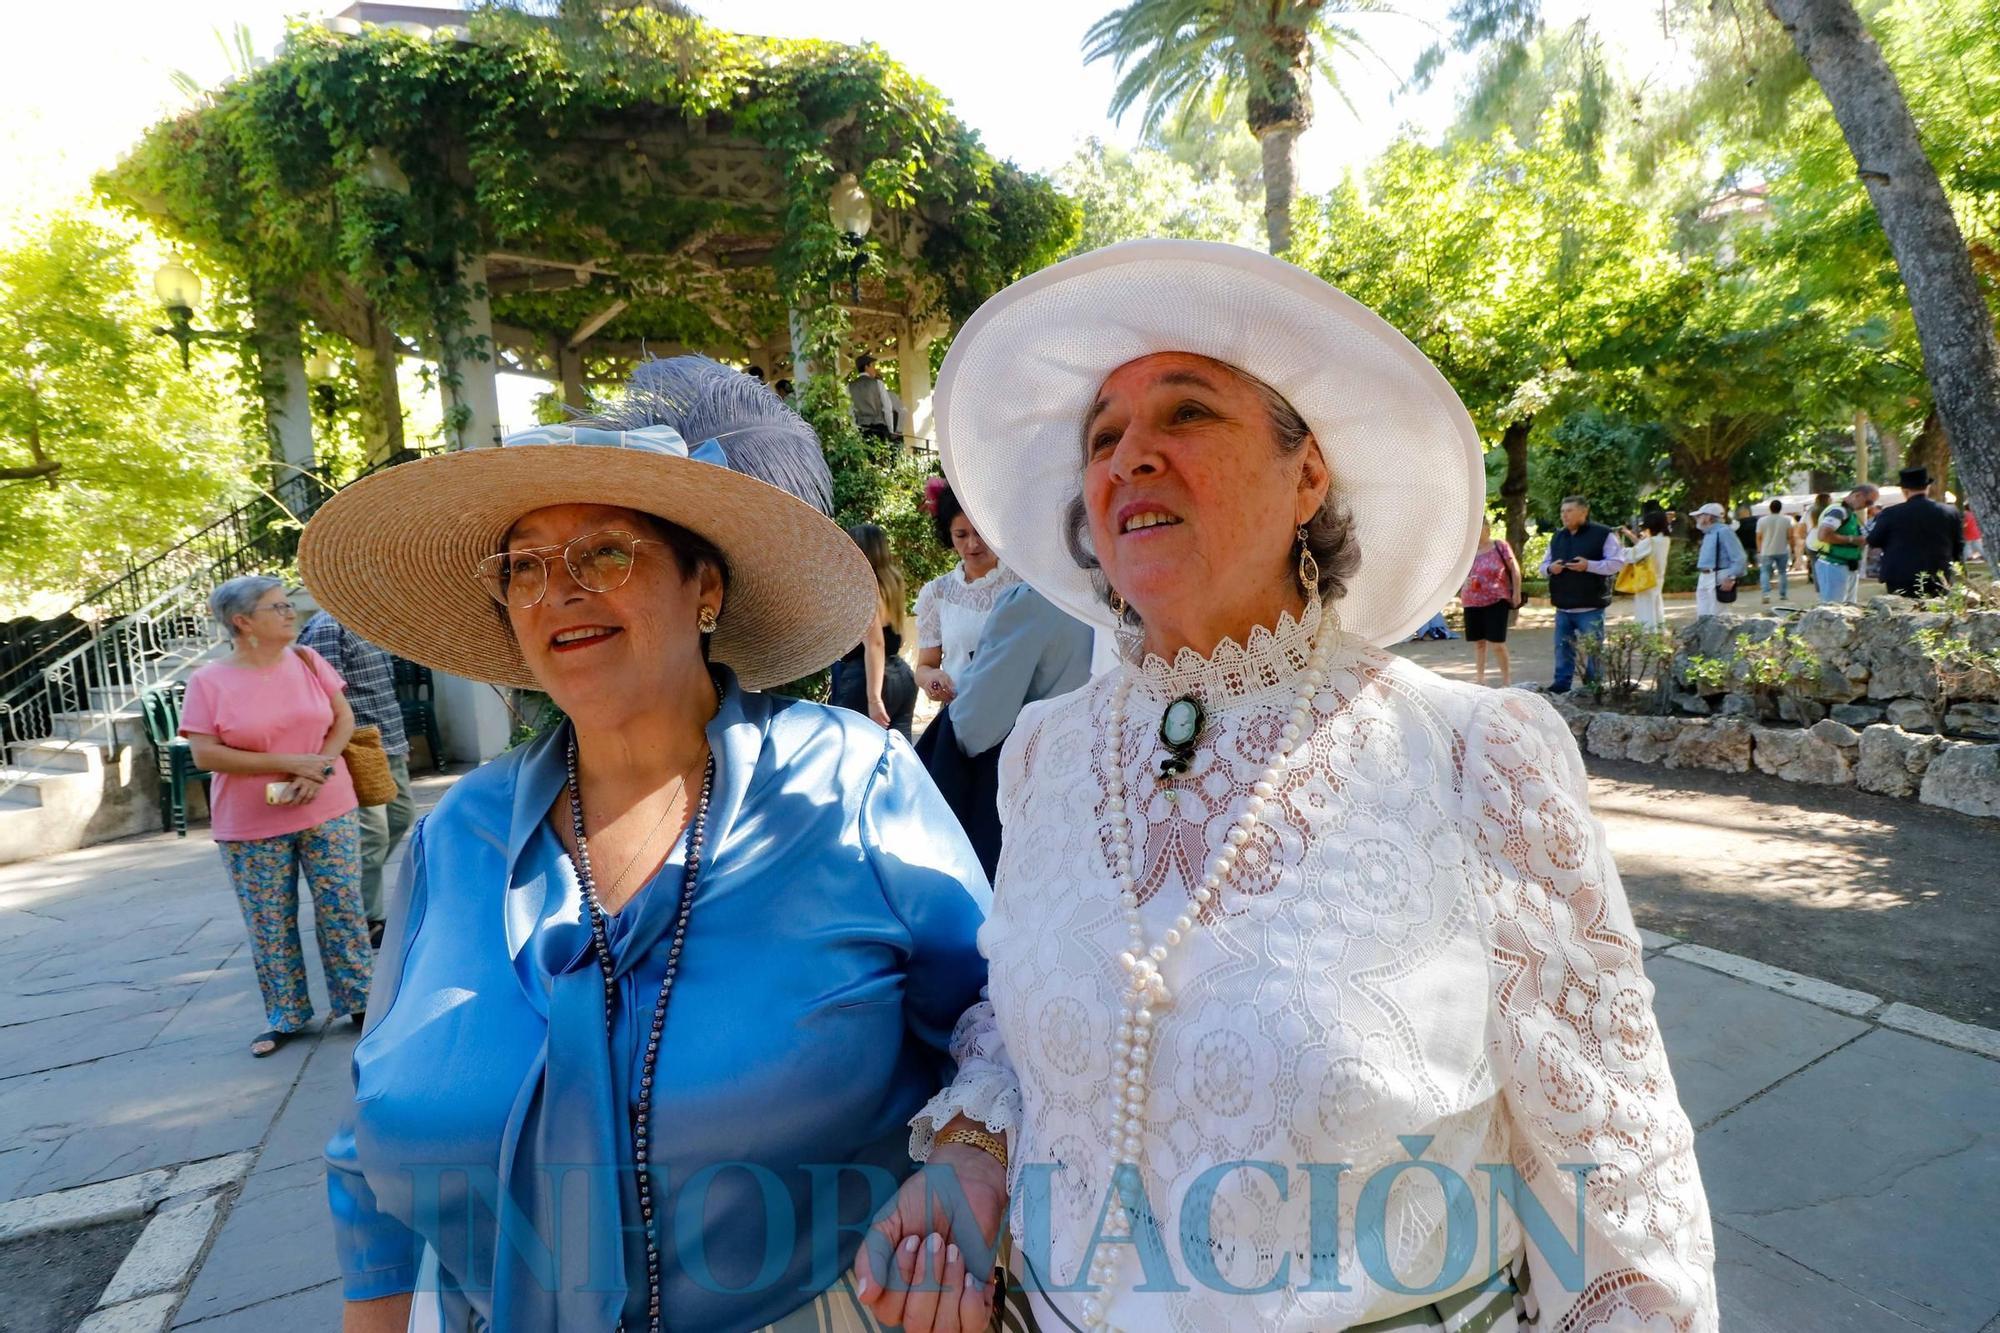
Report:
0,212,250,604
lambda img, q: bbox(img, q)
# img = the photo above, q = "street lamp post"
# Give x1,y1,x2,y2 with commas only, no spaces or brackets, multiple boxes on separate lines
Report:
150,254,235,368
828,173,872,304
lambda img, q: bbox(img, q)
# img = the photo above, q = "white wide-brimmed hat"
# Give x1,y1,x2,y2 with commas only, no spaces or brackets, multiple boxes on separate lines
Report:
934,239,1486,648
300,357,877,692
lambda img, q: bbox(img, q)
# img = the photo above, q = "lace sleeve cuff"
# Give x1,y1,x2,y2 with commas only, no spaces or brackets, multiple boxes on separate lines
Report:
907,997,1022,1160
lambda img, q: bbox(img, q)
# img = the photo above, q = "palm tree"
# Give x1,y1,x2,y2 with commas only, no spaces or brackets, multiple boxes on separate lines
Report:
1083,0,1384,256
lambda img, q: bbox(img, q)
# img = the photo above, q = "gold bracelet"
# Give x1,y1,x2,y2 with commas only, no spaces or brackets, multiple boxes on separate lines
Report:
935,1125,1008,1170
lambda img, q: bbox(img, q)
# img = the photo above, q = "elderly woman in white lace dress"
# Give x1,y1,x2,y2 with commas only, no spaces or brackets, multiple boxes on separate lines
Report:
863,241,1718,1333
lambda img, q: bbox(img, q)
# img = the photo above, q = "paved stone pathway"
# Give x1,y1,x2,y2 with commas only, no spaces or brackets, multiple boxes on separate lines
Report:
2,754,1996,1330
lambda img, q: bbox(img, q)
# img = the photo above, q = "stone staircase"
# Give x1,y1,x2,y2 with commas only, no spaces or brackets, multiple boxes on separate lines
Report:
0,618,229,865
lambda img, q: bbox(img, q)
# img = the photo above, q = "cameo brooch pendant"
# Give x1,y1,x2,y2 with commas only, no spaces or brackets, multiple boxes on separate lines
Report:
1158,695,1205,799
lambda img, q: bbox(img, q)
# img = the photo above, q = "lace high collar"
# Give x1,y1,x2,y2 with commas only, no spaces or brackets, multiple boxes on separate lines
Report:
1121,599,1337,708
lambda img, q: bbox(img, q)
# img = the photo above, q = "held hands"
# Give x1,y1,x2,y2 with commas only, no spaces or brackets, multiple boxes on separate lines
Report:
855,1143,1007,1333
917,668,957,705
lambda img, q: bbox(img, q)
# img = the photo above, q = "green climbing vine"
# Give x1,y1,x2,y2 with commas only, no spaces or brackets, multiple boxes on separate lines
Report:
99,9,1075,378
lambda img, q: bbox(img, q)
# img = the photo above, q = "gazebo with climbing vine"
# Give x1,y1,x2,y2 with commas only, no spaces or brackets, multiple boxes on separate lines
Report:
100,3,1076,486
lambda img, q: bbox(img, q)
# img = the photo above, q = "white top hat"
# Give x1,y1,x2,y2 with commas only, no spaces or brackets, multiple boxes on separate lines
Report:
934,239,1486,648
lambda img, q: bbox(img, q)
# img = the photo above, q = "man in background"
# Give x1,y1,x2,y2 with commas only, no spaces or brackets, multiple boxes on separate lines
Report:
1869,466,1965,596
1537,495,1622,694
847,352,903,443
297,610,414,948
1756,498,1795,603
1813,484,1877,603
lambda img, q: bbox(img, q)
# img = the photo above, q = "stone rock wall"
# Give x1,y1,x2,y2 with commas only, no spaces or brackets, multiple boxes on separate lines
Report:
1673,601,2000,731
1547,694,1997,819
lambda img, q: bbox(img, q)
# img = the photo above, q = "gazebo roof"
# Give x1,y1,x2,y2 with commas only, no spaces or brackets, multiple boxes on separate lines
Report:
99,6,1076,370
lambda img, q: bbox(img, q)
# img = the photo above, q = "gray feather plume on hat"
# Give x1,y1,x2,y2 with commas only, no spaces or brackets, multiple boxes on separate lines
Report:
583,355,834,515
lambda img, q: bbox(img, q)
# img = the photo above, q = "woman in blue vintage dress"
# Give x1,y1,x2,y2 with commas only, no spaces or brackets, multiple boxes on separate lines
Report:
302,359,1006,1333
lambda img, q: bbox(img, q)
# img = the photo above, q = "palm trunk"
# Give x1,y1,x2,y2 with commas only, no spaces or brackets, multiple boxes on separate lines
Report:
1499,415,1533,551
1765,0,2000,530
1257,125,1300,256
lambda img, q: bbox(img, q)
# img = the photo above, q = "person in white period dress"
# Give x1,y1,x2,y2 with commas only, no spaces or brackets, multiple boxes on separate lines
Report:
914,479,1022,705
861,241,1718,1333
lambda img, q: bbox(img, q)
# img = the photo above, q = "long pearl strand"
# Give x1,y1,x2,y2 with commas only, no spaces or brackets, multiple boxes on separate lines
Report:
1083,604,1335,1331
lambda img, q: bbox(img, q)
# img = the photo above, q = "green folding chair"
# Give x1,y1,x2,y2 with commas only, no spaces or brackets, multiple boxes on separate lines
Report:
141,685,210,836
393,657,446,773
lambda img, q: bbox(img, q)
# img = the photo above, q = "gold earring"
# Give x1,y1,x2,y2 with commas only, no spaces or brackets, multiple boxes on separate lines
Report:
697,605,719,633
1108,590,1127,618
1296,525,1319,597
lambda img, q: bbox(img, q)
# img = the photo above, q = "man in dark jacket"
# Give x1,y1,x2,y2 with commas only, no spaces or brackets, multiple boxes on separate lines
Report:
1869,466,1965,596
1536,495,1623,693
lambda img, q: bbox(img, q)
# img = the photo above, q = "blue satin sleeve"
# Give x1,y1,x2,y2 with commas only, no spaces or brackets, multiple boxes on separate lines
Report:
326,823,429,1301
860,733,992,1067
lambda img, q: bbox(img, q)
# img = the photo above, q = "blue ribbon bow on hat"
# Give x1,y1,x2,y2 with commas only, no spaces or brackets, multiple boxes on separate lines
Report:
502,423,732,468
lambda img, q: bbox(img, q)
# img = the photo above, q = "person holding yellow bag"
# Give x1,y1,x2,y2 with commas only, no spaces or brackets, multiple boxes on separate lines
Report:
1616,510,1673,628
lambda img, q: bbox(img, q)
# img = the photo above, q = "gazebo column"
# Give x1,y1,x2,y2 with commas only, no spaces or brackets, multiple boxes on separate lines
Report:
432,254,515,763
251,299,315,487
354,307,406,466
439,254,505,449
558,341,588,409
897,317,944,451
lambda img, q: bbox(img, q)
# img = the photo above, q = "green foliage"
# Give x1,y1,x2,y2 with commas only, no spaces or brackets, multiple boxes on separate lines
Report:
0,211,254,604
1732,628,1823,704
99,12,1075,380
1055,138,1261,254
1530,410,1661,531
1588,619,1678,707
1681,654,1730,694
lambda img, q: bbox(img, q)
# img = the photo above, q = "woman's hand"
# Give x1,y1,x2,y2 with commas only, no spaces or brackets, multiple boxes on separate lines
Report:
855,1142,1006,1333
284,753,334,780
869,696,893,729
279,775,323,806
918,668,957,704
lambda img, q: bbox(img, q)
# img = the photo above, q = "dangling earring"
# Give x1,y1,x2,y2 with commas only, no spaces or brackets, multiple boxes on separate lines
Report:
1108,591,1127,619
1296,525,1319,598
697,605,719,633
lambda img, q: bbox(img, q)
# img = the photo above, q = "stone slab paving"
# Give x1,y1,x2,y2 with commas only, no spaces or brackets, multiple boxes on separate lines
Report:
3,766,1997,1330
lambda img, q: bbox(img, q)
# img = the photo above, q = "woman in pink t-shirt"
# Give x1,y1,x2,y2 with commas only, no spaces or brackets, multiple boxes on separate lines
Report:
180,575,371,1057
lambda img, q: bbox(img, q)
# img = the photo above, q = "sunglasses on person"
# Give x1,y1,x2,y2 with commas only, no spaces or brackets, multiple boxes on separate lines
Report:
474,529,661,609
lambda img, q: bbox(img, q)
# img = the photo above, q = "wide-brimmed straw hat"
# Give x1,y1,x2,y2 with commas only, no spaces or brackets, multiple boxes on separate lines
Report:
934,239,1485,648
299,357,877,691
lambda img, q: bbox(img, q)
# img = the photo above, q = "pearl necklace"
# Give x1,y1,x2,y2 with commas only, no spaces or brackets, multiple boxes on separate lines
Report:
1084,603,1335,1331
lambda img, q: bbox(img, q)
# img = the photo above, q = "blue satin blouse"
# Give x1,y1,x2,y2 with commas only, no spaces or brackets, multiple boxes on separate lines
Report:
325,671,989,1331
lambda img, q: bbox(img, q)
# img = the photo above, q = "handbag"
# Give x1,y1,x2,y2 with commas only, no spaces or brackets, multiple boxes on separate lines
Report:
1615,556,1658,595
343,724,398,807
292,646,396,806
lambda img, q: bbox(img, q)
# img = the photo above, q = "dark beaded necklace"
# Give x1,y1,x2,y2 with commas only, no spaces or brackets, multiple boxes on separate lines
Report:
565,731,715,1333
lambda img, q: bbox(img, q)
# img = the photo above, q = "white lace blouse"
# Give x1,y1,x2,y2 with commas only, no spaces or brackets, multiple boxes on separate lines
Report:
913,601,1717,1332
914,562,1022,683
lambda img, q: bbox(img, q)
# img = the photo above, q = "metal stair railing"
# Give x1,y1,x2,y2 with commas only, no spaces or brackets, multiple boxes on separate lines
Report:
0,447,428,804
0,577,226,801
0,448,427,707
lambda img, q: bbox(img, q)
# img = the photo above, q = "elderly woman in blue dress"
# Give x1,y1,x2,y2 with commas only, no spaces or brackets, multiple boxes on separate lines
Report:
305,359,1004,1333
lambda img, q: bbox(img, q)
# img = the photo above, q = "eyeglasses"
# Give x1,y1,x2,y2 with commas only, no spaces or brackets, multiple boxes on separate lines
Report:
257,601,297,616
475,530,660,609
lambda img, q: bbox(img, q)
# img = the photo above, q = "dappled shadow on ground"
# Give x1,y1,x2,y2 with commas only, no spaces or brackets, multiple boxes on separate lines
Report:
1584,756,1998,1027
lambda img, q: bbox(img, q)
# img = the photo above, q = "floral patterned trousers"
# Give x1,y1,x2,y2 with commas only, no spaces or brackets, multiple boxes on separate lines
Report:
218,812,371,1033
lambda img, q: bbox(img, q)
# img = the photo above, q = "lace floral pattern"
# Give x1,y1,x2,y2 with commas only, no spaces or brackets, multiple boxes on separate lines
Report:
953,605,1716,1331
908,993,1023,1160
915,563,1022,682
